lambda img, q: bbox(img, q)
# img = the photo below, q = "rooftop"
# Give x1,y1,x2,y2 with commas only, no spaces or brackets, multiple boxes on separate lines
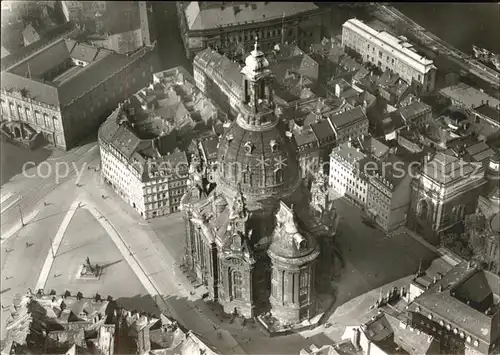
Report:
343,19,435,74
439,83,500,110
0,37,145,108
473,104,500,126
361,313,437,355
408,262,500,353
422,152,482,185
328,106,367,130
184,1,319,31
399,101,431,122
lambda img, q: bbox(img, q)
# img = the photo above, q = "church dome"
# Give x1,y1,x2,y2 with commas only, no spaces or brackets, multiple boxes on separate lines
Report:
216,118,300,207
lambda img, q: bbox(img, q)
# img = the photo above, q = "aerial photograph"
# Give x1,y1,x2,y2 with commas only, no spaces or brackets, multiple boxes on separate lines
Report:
0,1,499,354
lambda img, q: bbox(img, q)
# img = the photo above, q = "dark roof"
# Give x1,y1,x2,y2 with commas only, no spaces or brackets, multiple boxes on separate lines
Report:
217,118,300,194
2,37,138,108
409,263,500,353
399,101,431,121
200,137,219,162
328,106,367,129
57,52,131,106
310,119,334,141
474,104,500,124
1,21,77,70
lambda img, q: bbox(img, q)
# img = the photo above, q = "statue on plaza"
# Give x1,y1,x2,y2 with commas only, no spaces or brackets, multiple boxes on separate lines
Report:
81,256,100,277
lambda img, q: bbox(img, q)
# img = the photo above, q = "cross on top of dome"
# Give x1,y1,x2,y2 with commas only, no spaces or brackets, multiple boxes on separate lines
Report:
243,36,270,79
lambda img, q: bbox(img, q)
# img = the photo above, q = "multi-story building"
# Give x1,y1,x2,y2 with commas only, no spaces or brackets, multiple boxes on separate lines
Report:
193,44,320,118
350,312,441,355
399,100,432,128
1,38,157,150
407,262,500,355
177,1,323,58
407,152,487,244
328,106,369,145
366,157,413,232
329,140,372,207
342,19,437,94
61,1,107,22
99,67,222,219
193,47,244,117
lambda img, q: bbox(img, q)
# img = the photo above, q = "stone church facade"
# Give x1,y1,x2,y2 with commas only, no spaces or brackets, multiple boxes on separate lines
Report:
181,40,336,324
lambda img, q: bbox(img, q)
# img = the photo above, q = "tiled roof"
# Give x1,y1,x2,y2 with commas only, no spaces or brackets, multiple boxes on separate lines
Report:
328,106,367,130
474,104,500,125
194,48,243,96
408,262,500,353
465,141,496,163
294,128,318,147
399,101,431,121
200,137,219,162
184,1,318,31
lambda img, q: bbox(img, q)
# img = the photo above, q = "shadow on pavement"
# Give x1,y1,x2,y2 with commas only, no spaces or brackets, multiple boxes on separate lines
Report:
115,294,161,318
0,138,52,187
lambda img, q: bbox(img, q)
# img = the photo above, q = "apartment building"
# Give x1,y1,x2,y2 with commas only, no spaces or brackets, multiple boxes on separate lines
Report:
177,1,322,58
0,38,157,149
366,157,413,232
399,100,432,128
99,67,221,219
329,140,373,207
328,106,369,145
342,19,437,94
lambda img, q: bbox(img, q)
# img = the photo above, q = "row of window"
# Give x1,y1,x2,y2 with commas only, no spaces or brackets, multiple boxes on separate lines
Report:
1,100,62,131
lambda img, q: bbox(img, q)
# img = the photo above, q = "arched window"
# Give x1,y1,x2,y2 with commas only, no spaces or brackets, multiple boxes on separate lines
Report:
274,168,283,184
416,199,429,220
451,205,465,223
232,271,242,300
299,271,309,304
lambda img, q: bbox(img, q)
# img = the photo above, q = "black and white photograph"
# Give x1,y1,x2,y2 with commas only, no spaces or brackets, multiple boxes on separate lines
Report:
0,1,499,354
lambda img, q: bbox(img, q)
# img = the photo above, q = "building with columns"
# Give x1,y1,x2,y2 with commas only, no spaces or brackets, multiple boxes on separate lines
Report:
181,40,333,324
407,152,487,244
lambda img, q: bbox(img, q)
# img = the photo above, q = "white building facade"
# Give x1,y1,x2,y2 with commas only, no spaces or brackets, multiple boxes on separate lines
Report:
342,19,437,94
329,141,370,207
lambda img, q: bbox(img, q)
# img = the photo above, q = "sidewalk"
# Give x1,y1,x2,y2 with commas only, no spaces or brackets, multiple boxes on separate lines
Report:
79,186,247,355
34,199,81,291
